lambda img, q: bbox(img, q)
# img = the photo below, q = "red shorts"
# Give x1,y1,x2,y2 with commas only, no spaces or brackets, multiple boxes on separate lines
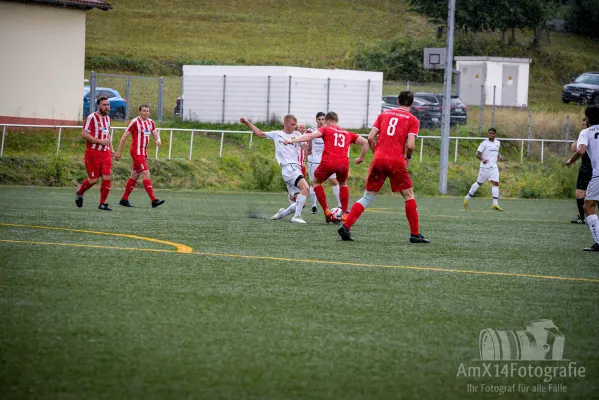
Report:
131,154,149,173
365,158,412,192
84,150,112,179
314,159,349,183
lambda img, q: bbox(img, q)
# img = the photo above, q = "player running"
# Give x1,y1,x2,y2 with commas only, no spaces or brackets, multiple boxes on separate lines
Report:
337,91,429,243
115,105,165,208
284,111,369,223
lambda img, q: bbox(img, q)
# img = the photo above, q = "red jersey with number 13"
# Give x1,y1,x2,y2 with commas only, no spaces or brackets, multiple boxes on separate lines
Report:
127,117,156,157
318,125,359,163
373,108,419,161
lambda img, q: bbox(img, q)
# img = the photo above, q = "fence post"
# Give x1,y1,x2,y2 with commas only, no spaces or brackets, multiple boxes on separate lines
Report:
1,125,6,157
158,77,164,122
520,140,524,163
266,75,271,121
222,75,227,123
541,140,544,163
155,140,159,160
478,84,484,134
189,131,194,160
365,79,371,128
491,85,496,128
90,71,96,114
249,132,253,150
326,77,331,112
168,130,173,160
407,80,411,91
219,132,225,158
564,116,570,157
454,137,458,163
527,110,532,158
125,75,131,120
56,127,62,157
419,136,424,162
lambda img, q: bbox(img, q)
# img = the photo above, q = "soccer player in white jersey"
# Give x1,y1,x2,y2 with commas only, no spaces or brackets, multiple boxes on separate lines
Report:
565,106,599,252
464,128,505,211
240,115,310,224
306,112,342,214
115,105,164,208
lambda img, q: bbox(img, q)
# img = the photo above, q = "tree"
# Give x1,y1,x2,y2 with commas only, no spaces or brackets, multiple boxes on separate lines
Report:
565,0,599,39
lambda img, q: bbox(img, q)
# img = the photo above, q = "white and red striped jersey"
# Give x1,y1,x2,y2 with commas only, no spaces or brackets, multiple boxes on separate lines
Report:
83,112,111,152
127,117,156,156
298,146,306,168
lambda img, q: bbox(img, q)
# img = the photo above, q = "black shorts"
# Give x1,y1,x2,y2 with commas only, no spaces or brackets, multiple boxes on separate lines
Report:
577,168,592,191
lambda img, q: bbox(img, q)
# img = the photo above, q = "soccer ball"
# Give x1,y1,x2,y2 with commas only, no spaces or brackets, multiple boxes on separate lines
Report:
329,207,343,223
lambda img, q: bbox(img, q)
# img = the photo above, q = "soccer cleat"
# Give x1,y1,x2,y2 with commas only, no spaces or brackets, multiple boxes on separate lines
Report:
410,233,430,244
119,199,134,207
151,199,165,208
75,192,83,208
290,216,307,224
270,208,286,220
337,224,353,241
324,209,333,223
98,203,112,211
571,216,586,224
311,206,317,214
583,243,599,252
463,198,469,209
492,204,503,212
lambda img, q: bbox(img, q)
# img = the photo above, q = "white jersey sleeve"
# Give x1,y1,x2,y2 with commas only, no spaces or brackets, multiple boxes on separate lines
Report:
579,126,599,176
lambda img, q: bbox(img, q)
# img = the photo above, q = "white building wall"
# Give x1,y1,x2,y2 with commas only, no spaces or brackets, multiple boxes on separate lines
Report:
182,66,383,128
0,2,86,122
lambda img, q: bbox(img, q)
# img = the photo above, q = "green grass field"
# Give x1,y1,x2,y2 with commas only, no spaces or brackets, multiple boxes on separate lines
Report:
1,187,598,399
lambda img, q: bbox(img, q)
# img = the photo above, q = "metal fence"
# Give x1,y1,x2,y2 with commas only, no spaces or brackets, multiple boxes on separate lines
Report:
0,124,579,164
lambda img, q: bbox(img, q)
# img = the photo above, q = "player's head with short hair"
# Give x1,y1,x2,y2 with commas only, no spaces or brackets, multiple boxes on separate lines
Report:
488,127,497,135
398,91,414,107
582,117,588,129
96,96,108,106
139,104,149,112
584,106,599,126
316,112,325,119
283,114,297,132
298,123,307,134
96,96,110,116
325,111,338,123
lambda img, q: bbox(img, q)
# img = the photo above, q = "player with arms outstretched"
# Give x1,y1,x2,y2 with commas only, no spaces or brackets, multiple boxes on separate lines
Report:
75,96,114,211
115,105,165,208
241,115,310,224
284,111,369,223
337,91,429,243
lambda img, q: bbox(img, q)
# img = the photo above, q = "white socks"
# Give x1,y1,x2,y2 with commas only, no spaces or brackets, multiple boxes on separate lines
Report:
332,184,341,207
588,214,599,244
492,186,499,206
309,187,316,207
357,192,376,209
294,194,307,218
466,182,480,200
281,203,296,218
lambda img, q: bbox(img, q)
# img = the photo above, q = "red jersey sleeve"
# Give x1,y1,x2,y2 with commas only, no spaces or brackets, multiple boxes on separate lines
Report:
373,114,383,131
349,132,359,144
409,115,420,136
126,118,138,134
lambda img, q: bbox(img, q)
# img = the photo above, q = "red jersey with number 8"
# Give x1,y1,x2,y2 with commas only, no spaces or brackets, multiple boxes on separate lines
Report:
372,108,419,161
318,125,359,164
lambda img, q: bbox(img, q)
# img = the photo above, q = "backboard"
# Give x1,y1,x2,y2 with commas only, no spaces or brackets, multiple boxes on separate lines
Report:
424,48,446,70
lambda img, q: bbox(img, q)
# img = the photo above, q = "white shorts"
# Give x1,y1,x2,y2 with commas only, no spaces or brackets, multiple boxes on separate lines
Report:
586,177,599,201
308,161,336,182
281,164,304,195
477,167,500,183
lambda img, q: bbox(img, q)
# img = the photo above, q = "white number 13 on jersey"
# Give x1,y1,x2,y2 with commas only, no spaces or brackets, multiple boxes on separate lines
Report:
386,117,398,136
333,133,346,147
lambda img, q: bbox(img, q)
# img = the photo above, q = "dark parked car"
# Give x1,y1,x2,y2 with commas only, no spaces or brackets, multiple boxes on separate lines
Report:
562,72,599,105
382,95,446,128
83,86,127,120
414,92,467,126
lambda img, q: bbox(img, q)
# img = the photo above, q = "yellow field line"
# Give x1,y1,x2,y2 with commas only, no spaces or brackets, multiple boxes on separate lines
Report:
0,223,192,253
1,238,597,284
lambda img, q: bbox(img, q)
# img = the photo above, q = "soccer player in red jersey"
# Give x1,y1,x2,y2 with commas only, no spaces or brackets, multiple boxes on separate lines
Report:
75,96,114,211
284,111,369,222
337,91,429,243
115,105,165,208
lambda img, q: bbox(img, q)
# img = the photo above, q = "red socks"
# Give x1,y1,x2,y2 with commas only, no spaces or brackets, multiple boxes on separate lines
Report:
77,178,93,196
344,202,365,229
339,185,350,213
143,179,156,201
100,180,111,204
122,178,137,200
314,185,328,211
405,198,419,235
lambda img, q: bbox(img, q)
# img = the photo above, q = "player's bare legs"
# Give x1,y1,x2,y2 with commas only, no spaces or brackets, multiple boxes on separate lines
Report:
583,199,599,251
